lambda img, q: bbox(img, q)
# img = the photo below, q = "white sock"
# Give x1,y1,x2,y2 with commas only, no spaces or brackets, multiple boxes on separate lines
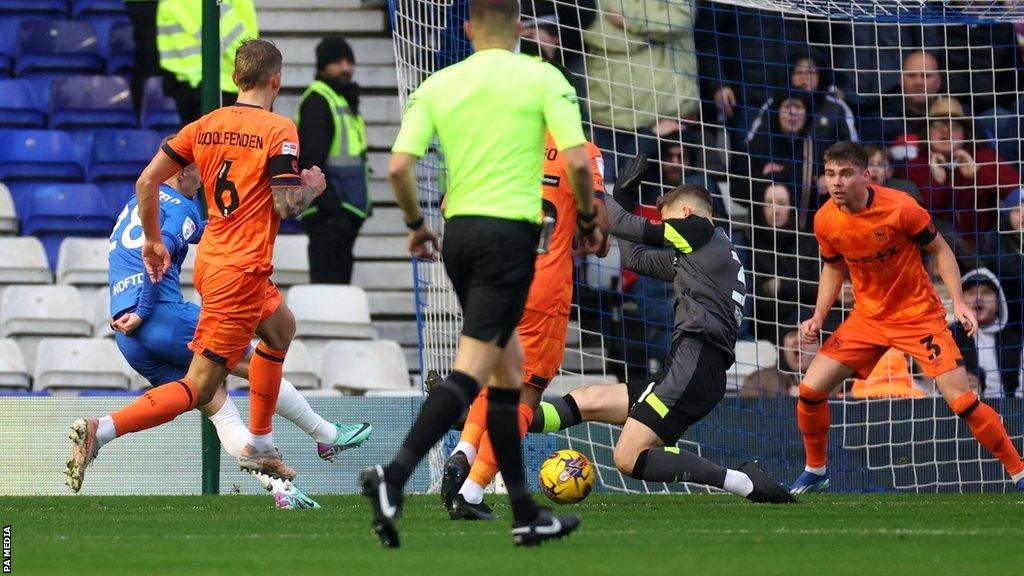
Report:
805,465,827,476
207,397,249,459
1012,469,1024,484
458,479,485,504
723,469,754,497
250,432,274,452
453,441,477,465
274,377,336,444
95,416,117,449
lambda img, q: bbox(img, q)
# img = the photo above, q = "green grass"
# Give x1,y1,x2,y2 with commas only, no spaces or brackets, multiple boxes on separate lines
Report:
2,493,1022,576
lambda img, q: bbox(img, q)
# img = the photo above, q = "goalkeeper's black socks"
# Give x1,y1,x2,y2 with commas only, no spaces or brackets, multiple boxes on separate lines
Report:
528,393,582,433
487,387,541,524
384,371,480,490
631,448,756,497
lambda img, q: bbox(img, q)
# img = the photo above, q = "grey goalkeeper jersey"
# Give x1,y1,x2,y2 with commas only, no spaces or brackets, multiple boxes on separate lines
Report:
606,196,746,363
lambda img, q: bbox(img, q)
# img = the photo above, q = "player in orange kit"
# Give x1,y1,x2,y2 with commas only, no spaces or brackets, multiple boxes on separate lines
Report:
67,39,326,486
790,141,1024,493
439,127,608,519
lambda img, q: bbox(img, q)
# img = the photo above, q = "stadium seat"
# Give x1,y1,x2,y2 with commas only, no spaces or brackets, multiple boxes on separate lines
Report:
0,182,18,234
360,207,404,235
320,339,410,393
0,284,92,338
0,79,46,128
56,237,109,285
0,129,84,214
0,1,66,17
49,75,136,131
15,19,103,78
271,235,310,286
180,247,197,287
70,0,125,18
283,339,319,390
140,76,181,134
353,235,408,260
352,262,414,291
729,340,778,389
87,129,162,184
34,337,131,391
19,183,114,269
97,181,136,219
91,287,113,338
104,19,133,76
0,237,53,284
547,374,617,396
287,285,377,340
0,338,30,389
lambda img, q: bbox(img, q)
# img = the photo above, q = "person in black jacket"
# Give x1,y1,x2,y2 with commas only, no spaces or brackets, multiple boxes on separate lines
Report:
296,36,371,284
952,268,1023,398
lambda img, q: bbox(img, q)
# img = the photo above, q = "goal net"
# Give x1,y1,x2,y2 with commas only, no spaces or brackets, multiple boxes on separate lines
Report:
389,0,1024,493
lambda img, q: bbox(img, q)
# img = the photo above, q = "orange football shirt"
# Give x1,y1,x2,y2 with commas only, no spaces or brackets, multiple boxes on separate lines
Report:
162,103,301,274
524,135,604,317
814,185,946,323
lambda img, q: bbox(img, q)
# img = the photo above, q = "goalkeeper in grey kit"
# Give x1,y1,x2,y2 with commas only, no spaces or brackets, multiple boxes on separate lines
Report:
538,155,794,502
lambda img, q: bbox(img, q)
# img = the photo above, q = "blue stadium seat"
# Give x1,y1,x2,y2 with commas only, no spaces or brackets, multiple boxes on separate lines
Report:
70,0,125,18
0,79,46,128
0,1,66,18
105,20,133,76
15,19,103,77
49,75,136,130
20,183,113,269
140,76,180,134
97,181,135,219
0,16,23,77
87,14,130,55
87,128,161,183
0,129,84,213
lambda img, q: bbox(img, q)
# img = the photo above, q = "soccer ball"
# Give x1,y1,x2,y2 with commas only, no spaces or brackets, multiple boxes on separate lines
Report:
539,449,595,504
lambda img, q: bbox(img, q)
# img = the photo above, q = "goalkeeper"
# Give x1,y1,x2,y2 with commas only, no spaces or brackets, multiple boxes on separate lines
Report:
532,155,794,503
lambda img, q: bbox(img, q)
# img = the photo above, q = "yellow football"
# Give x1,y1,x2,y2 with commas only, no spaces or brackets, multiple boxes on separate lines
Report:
539,449,595,504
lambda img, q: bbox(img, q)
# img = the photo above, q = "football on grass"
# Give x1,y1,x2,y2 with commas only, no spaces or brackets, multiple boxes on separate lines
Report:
539,449,595,504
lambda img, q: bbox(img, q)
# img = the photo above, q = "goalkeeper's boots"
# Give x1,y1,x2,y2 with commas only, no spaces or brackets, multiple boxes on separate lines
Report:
450,494,497,521
251,471,321,510
789,469,831,495
440,451,470,512
318,422,373,462
65,417,100,493
238,444,296,481
740,460,796,503
512,507,580,547
361,464,404,548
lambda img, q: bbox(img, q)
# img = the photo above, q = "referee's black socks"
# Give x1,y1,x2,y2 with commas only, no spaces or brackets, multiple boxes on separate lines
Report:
384,371,480,490
488,387,542,524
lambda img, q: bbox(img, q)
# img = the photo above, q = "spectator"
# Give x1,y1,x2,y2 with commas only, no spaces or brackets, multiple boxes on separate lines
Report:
866,50,942,147
520,1,596,66
741,326,819,396
583,0,699,182
863,144,920,197
952,268,1022,398
750,184,818,343
898,96,1021,246
978,188,1024,329
125,0,160,115
157,0,258,123
295,36,371,285
520,15,562,62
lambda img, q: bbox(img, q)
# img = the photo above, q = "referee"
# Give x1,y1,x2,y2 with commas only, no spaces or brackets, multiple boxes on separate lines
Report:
361,0,603,548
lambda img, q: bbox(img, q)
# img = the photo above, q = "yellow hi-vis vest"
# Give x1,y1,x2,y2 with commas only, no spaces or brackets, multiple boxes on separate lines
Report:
157,0,259,94
295,80,371,218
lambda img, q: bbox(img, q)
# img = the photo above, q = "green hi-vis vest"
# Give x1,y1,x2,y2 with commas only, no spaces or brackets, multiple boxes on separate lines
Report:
157,0,259,93
295,80,371,218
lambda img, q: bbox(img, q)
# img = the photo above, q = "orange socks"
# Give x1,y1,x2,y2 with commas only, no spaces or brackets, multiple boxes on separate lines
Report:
468,401,535,488
797,383,831,469
952,391,1024,477
459,388,490,449
249,344,286,436
110,378,199,436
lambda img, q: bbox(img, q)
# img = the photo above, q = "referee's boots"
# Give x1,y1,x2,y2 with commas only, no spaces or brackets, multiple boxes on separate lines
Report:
360,465,404,547
511,508,581,547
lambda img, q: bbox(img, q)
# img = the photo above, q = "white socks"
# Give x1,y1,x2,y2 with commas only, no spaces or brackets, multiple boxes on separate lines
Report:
207,398,249,458
249,433,274,452
273,377,337,444
95,416,117,449
453,441,478,465
458,479,485,504
723,469,754,497
805,465,827,476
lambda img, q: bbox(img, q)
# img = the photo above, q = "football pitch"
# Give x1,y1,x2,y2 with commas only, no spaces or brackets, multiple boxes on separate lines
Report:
2,493,1020,575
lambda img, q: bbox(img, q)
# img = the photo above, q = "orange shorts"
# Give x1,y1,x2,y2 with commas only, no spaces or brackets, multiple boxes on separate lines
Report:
519,308,569,389
189,259,283,370
820,311,963,379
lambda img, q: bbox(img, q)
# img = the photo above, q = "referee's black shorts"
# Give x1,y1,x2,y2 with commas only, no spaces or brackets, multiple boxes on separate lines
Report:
442,215,540,348
625,337,728,445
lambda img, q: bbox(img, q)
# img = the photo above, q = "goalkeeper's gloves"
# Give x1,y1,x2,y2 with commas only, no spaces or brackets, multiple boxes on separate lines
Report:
612,152,648,212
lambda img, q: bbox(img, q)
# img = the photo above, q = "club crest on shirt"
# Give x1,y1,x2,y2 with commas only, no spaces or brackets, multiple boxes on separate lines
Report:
873,227,888,243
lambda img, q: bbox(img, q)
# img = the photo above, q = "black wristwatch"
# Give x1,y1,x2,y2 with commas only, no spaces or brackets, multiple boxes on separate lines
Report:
405,215,425,230
577,209,597,234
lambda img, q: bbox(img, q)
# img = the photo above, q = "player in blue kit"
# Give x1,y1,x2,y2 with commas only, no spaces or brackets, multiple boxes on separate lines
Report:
65,144,372,507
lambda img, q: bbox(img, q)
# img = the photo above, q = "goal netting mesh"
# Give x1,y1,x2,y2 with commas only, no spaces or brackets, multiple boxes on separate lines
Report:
389,0,1024,493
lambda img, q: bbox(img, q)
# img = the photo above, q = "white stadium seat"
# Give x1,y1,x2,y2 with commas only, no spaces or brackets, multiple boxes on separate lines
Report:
359,207,404,236
0,338,30,389
271,234,310,287
283,339,319,389
287,285,377,339
56,238,110,286
320,339,410,393
729,340,778,388
353,235,408,260
92,289,114,338
0,237,53,284
547,374,617,396
181,247,197,287
352,262,414,291
1,285,92,337
34,338,131,391
0,182,18,235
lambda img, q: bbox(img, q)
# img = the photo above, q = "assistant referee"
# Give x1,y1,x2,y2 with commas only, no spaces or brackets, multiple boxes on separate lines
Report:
360,0,602,549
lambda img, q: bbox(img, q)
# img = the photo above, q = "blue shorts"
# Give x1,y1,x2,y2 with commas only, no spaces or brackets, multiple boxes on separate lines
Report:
114,301,201,386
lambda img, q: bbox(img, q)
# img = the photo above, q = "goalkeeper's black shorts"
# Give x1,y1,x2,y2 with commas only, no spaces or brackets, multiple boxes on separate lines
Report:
442,215,540,348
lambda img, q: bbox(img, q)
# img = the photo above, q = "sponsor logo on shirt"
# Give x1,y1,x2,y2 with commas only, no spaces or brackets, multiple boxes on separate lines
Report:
542,174,561,188
873,227,888,243
111,273,145,296
282,141,298,156
182,217,197,240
